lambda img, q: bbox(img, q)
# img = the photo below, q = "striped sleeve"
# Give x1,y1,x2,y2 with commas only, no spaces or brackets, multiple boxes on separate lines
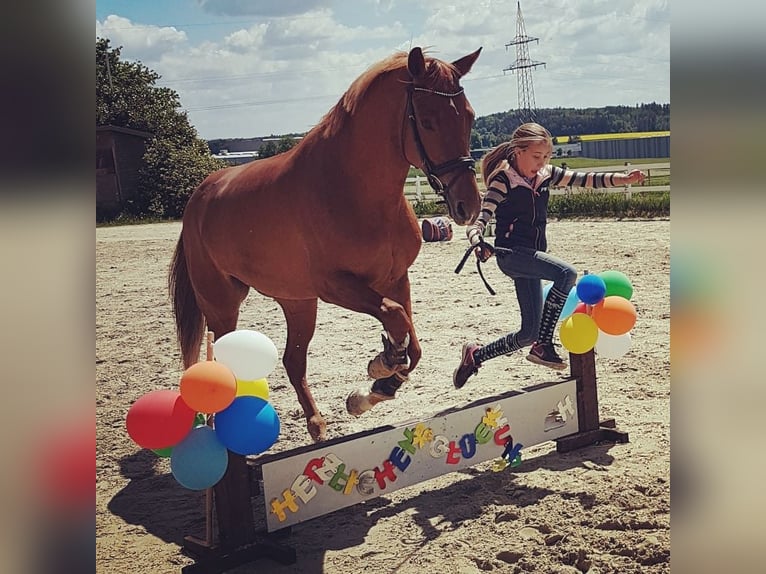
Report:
551,167,625,189
467,172,509,246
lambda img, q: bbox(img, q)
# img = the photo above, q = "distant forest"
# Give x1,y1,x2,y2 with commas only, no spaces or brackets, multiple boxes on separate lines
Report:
471,103,670,148
207,103,670,153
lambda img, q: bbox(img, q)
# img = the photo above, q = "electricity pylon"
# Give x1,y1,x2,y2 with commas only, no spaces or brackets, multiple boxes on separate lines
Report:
503,1,546,124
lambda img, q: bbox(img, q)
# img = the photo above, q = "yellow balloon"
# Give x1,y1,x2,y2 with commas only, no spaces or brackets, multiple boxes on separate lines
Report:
559,313,599,354
236,378,270,399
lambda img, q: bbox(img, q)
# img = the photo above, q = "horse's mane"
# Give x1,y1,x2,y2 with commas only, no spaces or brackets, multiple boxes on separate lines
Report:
312,50,461,139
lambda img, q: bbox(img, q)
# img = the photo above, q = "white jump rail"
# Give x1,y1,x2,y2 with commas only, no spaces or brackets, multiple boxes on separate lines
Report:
404,162,670,203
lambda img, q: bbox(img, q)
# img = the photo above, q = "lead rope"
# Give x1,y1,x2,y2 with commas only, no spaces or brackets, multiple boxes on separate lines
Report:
454,241,497,295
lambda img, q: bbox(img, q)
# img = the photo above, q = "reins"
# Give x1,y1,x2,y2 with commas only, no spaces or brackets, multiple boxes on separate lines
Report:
454,241,498,296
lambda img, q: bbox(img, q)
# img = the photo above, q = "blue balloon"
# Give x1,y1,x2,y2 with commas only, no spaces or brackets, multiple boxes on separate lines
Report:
170,426,228,490
542,283,580,322
576,274,607,305
214,396,280,456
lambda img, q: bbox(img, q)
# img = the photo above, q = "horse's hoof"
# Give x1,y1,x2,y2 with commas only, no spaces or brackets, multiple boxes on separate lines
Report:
308,415,327,442
346,389,373,417
346,389,396,416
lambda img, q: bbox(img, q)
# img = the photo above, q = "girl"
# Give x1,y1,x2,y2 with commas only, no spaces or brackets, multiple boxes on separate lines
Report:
453,123,645,388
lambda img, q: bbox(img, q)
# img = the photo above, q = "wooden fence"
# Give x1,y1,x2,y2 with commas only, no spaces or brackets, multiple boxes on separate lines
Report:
403,162,670,205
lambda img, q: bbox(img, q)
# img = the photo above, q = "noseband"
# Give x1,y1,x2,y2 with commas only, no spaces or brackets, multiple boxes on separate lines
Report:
406,86,476,198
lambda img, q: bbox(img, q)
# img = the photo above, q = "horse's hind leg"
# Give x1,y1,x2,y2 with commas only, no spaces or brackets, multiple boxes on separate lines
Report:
188,260,250,348
275,298,326,442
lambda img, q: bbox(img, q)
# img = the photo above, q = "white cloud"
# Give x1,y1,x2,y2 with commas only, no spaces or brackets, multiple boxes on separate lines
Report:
95,0,669,139
96,15,187,63
197,0,332,17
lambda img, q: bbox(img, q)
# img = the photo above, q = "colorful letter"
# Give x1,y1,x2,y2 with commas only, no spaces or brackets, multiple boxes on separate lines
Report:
270,489,299,523
445,441,462,464
315,453,344,483
374,460,398,490
303,457,325,485
356,470,377,496
474,422,492,444
389,446,412,472
291,474,317,504
459,433,477,459
398,427,416,455
328,463,349,492
429,435,449,458
343,469,360,495
494,424,511,445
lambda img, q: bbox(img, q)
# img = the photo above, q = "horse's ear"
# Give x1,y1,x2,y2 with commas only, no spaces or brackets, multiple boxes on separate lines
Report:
408,47,427,79
452,47,482,78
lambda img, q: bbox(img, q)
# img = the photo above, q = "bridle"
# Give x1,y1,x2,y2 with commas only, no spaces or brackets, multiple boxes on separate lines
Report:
405,85,476,200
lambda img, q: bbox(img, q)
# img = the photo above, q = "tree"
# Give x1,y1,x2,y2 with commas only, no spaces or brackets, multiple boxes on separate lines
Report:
96,38,225,219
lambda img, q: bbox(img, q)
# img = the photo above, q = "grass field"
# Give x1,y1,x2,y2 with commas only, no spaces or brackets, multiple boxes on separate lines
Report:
556,131,670,144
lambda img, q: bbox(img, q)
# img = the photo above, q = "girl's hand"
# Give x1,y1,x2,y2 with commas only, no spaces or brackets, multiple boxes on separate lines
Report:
626,169,646,185
475,242,494,262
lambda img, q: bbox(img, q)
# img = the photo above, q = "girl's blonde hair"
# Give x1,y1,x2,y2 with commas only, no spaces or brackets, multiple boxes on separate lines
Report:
481,122,553,185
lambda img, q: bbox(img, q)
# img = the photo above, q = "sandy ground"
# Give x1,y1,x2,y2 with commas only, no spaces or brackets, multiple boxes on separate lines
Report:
97,218,669,574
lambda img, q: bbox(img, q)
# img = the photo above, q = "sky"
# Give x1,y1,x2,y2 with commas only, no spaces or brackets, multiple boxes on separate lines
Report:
95,0,669,141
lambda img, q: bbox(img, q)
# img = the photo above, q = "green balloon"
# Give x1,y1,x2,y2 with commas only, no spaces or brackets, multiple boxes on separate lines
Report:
599,270,633,300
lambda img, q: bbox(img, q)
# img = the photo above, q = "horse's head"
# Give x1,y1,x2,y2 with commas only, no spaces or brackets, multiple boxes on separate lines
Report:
404,47,482,225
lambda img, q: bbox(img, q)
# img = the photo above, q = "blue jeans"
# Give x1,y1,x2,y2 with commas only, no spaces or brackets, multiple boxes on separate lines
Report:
494,246,577,346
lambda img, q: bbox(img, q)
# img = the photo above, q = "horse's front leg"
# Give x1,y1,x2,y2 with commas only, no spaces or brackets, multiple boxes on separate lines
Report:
318,272,419,417
367,273,422,380
276,298,327,442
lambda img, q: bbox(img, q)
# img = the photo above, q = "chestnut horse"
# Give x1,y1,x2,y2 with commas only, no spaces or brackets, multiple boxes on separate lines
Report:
170,47,482,442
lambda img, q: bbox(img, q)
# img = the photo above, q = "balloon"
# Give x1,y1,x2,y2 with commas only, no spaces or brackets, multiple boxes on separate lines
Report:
591,296,637,335
236,378,270,399
573,302,589,315
213,330,279,381
152,446,173,458
214,396,280,456
180,361,237,414
598,270,633,300
126,390,196,450
152,414,207,457
595,331,632,359
542,283,580,322
576,274,607,305
559,313,599,354
170,426,229,490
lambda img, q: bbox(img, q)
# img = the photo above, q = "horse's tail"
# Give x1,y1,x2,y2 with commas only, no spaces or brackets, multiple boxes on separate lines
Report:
169,232,205,368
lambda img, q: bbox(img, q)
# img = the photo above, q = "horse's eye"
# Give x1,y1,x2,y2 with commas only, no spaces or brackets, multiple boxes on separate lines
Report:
421,118,434,130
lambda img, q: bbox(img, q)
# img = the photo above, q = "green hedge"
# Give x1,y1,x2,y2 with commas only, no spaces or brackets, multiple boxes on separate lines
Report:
548,191,669,219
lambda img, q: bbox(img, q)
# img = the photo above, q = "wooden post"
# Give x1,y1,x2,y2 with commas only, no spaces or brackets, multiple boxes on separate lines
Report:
182,331,295,572
183,332,256,553
555,349,629,453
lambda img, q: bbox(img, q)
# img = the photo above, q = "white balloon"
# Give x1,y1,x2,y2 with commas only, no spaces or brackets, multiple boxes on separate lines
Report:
595,330,632,359
213,330,279,380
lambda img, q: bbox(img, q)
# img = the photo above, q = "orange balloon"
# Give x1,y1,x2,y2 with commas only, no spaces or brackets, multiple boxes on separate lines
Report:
591,296,637,335
180,361,237,414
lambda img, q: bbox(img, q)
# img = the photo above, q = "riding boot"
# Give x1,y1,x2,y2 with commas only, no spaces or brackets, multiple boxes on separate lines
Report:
367,331,409,379
473,332,524,365
537,286,568,345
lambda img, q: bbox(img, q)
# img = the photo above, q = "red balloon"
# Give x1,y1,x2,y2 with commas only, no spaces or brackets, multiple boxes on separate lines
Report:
573,302,589,315
126,390,196,450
